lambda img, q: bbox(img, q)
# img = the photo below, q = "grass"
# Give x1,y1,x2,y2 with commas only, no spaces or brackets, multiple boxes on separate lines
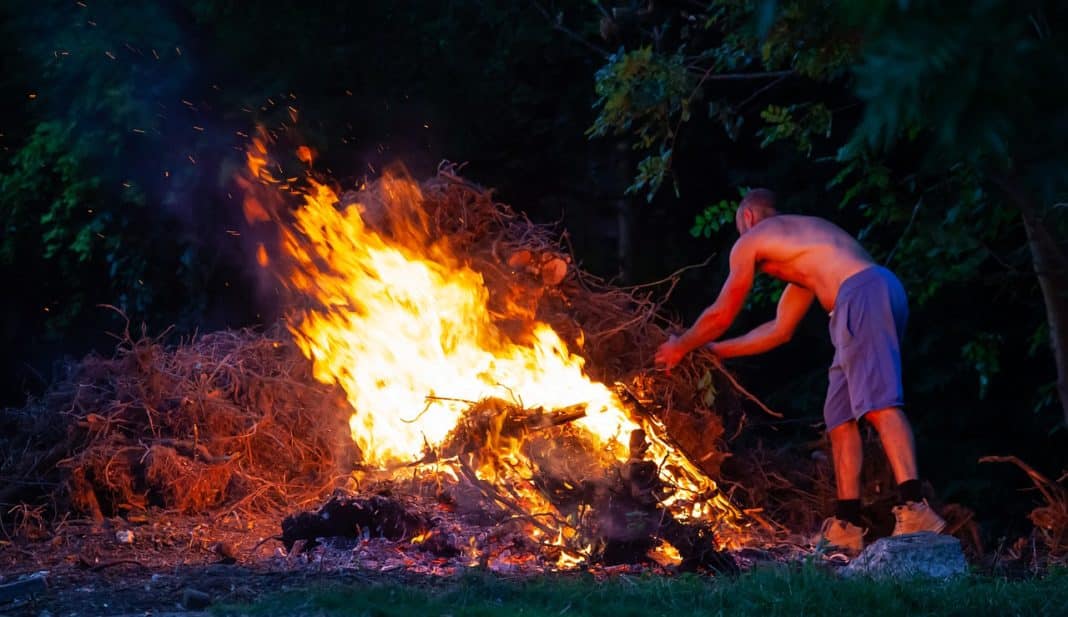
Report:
215,565,1068,617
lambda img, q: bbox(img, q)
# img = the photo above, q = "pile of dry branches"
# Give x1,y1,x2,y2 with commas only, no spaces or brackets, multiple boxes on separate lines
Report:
981,456,1068,567
411,165,749,476
0,324,352,525
1,166,752,531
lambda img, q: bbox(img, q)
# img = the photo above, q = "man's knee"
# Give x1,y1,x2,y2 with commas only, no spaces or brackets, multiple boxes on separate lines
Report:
864,406,908,426
828,419,859,442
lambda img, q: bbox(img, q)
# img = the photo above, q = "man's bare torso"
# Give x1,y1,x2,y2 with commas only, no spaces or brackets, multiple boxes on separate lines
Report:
742,215,875,311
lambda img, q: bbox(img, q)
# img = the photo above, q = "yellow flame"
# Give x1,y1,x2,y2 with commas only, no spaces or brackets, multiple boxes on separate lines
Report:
646,539,683,567
280,175,638,465
240,138,746,555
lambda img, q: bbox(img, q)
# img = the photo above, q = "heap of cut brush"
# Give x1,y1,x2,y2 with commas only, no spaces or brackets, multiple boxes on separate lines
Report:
0,326,353,523
0,168,749,567
353,165,745,476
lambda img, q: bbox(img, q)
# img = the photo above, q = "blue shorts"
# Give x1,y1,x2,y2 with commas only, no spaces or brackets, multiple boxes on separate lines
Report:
824,266,908,430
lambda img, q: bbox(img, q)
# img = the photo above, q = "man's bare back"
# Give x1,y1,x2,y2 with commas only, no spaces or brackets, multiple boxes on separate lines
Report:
741,214,874,312
654,199,879,369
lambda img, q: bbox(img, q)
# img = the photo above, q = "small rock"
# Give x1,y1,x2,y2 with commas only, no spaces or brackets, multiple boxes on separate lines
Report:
0,572,48,603
181,588,212,610
212,541,237,563
843,532,967,579
115,529,135,544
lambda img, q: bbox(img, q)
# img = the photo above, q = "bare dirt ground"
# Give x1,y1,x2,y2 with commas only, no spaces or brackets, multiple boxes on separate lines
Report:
0,508,803,617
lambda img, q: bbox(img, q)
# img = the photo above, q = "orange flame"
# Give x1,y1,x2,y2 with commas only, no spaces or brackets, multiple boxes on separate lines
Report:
280,175,633,465
239,135,746,554
256,243,270,267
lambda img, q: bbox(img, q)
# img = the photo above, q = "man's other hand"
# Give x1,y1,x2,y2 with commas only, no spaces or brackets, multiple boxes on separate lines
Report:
654,335,686,372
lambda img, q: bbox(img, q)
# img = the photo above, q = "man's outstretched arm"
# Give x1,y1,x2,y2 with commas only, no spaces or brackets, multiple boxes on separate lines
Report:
709,283,814,358
655,239,756,369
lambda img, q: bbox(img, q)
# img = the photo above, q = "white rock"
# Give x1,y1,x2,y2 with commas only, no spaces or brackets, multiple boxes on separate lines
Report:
843,532,967,579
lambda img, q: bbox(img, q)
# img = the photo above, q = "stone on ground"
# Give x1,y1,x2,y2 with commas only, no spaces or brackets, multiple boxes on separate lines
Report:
843,532,967,579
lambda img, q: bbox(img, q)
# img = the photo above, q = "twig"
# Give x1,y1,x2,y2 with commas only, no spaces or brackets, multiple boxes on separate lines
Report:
884,198,923,266
620,255,714,292
456,461,560,538
529,1,610,59
698,350,784,418
734,74,790,111
979,455,1066,505
685,68,794,81
92,559,147,572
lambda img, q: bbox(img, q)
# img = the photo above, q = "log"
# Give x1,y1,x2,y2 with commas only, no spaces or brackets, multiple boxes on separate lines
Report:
280,493,427,552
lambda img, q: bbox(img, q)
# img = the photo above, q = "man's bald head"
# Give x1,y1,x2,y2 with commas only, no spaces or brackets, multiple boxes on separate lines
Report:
736,188,779,234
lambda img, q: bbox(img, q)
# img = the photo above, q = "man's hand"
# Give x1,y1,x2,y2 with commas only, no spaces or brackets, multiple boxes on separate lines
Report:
654,335,687,372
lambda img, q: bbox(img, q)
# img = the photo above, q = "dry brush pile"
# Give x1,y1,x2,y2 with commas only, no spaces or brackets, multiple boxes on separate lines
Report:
0,168,749,534
0,325,354,528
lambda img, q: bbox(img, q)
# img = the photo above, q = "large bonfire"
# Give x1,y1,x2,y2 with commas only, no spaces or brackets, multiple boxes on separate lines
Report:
238,130,746,564
0,129,755,570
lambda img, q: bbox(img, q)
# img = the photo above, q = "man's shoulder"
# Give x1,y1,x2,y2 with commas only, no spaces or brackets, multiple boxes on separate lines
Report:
764,214,853,239
775,213,831,226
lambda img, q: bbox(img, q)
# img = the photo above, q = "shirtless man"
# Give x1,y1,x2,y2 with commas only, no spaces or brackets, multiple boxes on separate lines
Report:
654,188,945,552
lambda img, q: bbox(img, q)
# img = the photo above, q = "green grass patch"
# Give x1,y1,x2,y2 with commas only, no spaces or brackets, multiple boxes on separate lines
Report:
216,565,1068,617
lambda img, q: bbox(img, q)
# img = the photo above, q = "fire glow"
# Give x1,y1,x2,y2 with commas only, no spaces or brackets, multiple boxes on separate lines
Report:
239,132,745,561
286,177,632,466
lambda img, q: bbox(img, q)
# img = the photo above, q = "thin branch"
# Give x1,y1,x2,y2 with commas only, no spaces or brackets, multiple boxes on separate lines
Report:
698,350,784,418
884,198,923,266
979,455,1065,506
685,67,794,81
457,460,560,538
530,1,610,59
734,74,790,112
620,255,714,292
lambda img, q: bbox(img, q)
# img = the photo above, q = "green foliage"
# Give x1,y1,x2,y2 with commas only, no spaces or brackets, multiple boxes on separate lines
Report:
589,48,693,198
691,199,738,238
843,1,1041,163
0,119,158,330
0,2,207,336
588,1,858,202
697,369,719,406
588,47,693,149
761,1,858,79
629,147,675,200
757,103,832,155
748,274,787,309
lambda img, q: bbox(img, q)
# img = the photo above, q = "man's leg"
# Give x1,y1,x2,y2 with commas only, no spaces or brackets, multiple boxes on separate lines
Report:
864,406,917,484
866,406,946,534
829,419,863,500
822,419,866,551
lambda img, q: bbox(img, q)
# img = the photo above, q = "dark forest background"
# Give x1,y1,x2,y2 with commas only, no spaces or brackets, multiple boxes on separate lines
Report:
1,1,1066,539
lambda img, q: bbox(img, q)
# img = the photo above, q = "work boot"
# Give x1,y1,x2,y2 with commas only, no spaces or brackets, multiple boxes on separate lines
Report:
816,517,865,554
891,499,947,535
